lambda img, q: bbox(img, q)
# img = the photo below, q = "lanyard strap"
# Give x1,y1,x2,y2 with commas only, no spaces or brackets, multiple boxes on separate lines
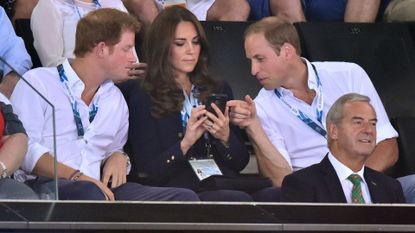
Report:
57,64,99,137
274,63,326,137
72,0,101,19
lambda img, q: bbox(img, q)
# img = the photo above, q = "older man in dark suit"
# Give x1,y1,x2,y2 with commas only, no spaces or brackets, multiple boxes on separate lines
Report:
281,93,405,203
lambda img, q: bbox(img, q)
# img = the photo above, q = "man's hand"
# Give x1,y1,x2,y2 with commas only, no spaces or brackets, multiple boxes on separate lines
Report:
78,174,115,201
101,152,128,189
227,95,259,129
127,62,147,80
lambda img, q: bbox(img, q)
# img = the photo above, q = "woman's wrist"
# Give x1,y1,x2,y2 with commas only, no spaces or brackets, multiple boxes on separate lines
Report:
220,139,230,149
180,138,192,155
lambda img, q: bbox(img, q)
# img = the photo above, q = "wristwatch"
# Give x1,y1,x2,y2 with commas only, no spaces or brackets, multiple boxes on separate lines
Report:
121,152,131,167
0,161,9,179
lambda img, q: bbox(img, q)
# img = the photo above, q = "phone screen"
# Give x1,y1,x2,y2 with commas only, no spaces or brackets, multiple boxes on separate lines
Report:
205,93,228,116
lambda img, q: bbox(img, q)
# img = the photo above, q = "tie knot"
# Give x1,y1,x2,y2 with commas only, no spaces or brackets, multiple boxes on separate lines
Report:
347,174,362,185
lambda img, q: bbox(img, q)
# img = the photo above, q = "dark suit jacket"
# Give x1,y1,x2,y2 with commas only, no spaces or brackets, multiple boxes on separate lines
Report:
118,80,250,190
281,155,405,203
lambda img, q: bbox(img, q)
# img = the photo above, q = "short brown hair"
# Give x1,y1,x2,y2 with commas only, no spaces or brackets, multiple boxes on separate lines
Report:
74,8,140,57
244,16,301,55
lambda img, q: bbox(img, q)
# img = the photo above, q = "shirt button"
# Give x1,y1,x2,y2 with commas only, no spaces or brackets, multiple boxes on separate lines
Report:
171,155,175,160
167,159,170,163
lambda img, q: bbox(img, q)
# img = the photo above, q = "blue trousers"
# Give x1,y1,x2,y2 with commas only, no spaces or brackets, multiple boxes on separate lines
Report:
27,177,199,201
397,174,415,203
197,186,281,202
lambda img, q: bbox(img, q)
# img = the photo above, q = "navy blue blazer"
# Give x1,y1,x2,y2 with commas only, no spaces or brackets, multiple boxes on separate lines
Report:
119,80,250,190
281,155,405,203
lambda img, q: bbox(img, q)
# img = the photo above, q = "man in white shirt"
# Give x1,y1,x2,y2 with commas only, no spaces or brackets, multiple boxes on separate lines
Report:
227,16,415,201
281,93,405,203
11,8,198,201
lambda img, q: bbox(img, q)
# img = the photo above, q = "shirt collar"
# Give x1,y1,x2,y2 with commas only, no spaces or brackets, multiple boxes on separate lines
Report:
61,59,84,96
303,58,318,90
328,151,367,185
275,57,319,97
61,59,113,98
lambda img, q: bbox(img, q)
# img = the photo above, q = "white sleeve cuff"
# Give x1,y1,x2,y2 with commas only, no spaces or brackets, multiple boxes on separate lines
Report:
376,122,399,144
22,142,50,173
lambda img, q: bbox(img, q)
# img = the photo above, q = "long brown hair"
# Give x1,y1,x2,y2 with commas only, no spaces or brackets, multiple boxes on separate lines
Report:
142,6,219,118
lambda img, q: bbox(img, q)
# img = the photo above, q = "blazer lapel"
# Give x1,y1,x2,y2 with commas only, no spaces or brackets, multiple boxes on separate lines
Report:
320,155,348,203
364,169,382,203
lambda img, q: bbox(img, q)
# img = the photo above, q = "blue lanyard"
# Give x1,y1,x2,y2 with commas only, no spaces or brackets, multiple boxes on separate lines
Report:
57,64,99,137
274,63,326,137
72,0,101,19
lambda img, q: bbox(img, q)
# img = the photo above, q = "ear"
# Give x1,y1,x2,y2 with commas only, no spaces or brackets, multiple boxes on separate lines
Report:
327,122,338,141
281,43,293,57
94,41,107,57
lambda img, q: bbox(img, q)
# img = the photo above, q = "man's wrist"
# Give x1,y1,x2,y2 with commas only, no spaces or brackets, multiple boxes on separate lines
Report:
246,118,262,135
120,151,131,167
68,170,83,181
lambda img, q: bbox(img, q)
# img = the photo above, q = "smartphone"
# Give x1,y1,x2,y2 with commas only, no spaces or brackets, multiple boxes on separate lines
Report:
205,93,228,116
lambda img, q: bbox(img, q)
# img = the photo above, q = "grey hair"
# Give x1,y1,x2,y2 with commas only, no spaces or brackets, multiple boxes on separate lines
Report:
326,93,371,145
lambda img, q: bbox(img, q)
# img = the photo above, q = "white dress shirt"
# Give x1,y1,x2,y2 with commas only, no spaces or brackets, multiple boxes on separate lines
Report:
255,58,398,171
185,0,215,20
11,59,129,181
156,0,215,20
328,152,372,204
31,0,129,67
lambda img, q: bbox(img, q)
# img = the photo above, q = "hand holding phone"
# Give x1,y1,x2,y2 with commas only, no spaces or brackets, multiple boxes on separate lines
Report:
205,93,228,116
204,93,231,143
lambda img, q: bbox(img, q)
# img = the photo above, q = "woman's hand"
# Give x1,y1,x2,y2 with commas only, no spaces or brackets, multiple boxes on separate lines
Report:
180,105,208,155
204,102,230,145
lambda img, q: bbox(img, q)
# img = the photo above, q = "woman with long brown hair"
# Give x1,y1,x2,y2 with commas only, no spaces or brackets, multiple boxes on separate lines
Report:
121,6,279,201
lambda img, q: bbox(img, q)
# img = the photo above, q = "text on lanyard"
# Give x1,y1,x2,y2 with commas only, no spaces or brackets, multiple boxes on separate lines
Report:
274,63,326,137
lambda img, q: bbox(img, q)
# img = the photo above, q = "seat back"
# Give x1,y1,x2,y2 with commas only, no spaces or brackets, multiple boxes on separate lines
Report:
14,18,42,68
201,21,260,100
388,117,415,177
